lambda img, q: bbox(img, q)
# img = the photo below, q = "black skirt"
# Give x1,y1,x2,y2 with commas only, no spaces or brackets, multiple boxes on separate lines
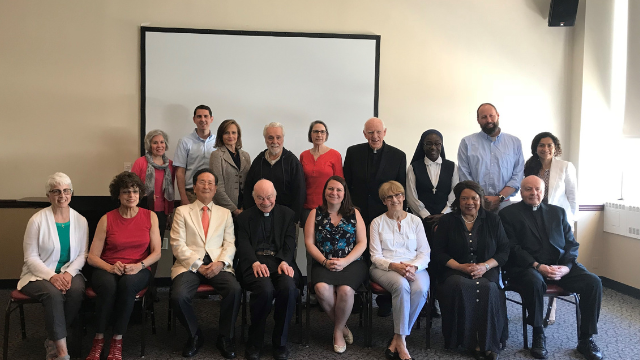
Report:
310,259,368,290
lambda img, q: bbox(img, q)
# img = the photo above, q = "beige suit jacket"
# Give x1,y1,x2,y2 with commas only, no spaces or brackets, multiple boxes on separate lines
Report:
170,200,236,279
209,147,251,212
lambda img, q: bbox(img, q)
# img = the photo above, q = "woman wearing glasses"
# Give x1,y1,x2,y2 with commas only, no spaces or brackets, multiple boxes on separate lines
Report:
369,181,431,360
304,176,367,354
85,172,161,360
19,173,88,360
299,120,344,227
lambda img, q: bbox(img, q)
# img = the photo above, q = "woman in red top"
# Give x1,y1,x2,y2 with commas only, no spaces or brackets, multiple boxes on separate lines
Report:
85,172,162,360
299,120,344,226
131,129,175,239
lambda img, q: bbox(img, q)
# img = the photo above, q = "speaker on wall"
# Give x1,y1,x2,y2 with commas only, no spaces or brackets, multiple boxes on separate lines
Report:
548,0,579,27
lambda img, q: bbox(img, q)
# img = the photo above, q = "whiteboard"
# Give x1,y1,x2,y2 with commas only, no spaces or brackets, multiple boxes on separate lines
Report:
141,27,380,167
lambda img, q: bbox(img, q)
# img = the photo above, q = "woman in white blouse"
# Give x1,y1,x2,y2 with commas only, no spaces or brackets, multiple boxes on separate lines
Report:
19,173,89,360
524,132,578,325
370,181,431,360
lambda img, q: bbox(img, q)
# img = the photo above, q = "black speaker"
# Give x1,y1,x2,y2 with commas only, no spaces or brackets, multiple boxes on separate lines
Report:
548,0,579,27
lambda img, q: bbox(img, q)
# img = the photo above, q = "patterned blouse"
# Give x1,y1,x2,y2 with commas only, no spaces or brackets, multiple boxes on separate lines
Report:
538,169,550,203
314,207,360,260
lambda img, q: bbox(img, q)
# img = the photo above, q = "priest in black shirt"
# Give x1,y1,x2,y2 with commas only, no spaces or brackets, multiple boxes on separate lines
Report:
500,176,602,360
236,179,298,360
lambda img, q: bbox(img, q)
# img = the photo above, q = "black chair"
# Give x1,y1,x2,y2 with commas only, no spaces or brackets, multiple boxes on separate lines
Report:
504,282,581,349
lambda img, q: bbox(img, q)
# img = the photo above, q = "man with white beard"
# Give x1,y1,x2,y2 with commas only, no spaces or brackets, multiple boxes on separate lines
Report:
243,122,306,223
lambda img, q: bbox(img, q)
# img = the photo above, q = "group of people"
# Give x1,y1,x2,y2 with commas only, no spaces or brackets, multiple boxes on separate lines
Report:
18,103,601,360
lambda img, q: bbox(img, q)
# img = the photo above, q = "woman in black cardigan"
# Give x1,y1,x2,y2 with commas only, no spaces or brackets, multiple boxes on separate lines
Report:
432,181,510,360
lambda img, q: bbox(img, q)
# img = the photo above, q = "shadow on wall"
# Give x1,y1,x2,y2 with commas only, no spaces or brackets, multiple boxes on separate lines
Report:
525,0,551,20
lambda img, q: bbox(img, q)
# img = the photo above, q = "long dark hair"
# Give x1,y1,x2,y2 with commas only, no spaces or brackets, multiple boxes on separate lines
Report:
524,132,563,176
318,176,355,217
450,181,485,213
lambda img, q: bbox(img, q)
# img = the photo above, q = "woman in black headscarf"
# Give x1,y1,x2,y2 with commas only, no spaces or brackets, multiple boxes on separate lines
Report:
406,129,459,223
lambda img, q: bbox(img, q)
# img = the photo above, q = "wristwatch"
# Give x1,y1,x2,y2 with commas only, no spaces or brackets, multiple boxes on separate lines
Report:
140,261,146,269
498,194,506,202
484,263,490,271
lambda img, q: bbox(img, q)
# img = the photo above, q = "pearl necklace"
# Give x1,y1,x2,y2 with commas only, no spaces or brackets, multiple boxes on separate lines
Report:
462,213,478,224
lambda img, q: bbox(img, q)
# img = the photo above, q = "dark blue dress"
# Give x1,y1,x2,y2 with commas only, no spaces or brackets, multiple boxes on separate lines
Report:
310,207,367,290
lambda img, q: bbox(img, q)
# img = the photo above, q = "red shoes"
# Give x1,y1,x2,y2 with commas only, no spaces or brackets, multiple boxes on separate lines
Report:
85,338,104,360
106,338,123,360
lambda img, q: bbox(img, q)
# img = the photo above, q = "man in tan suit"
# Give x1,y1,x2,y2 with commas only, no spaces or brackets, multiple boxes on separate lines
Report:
170,168,241,359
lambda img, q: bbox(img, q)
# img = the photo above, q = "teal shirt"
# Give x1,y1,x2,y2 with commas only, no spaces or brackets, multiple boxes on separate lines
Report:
55,221,71,274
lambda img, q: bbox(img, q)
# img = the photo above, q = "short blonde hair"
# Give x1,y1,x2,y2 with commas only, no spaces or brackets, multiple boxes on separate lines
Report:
378,181,405,201
144,129,169,153
45,172,72,195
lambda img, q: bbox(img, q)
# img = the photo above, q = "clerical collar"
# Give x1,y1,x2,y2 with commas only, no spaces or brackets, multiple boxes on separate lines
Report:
263,211,270,217
368,141,385,154
525,202,541,211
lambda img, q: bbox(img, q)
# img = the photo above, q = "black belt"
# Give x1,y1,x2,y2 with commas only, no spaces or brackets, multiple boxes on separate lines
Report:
256,250,276,256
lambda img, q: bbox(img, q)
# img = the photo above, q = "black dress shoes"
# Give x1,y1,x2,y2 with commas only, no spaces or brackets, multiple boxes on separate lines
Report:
530,333,548,359
272,345,289,360
245,344,261,360
216,335,236,359
182,328,204,357
577,338,603,360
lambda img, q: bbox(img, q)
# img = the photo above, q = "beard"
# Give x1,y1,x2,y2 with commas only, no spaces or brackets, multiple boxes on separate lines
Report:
481,121,499,135
268,146,281,156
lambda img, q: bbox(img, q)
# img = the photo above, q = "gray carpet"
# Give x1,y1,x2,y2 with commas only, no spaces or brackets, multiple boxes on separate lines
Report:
1,287,638,359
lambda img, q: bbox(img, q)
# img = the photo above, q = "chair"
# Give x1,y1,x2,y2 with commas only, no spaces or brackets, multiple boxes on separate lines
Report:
366,281,431,348
304,280,369,346
504,282,581,349
82,285,156,357
3,290,40,360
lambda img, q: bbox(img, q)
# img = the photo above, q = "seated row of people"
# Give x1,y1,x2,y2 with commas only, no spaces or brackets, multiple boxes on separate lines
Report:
18,169,601,360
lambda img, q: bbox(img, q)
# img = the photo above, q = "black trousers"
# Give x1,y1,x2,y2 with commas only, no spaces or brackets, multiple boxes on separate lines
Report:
21,275,85,341
241,255,297,348
92,268,152,334
171,270,241,338
509,263,602,335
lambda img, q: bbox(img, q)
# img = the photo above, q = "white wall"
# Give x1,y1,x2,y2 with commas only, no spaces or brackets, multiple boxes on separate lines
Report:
0,0,574,199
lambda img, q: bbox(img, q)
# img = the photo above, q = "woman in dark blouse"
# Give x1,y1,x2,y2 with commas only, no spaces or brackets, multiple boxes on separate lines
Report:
304,176,367,354
432,181,510,360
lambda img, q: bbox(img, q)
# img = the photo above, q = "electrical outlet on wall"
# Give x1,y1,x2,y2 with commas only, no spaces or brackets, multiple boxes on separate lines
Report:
124,162,132,172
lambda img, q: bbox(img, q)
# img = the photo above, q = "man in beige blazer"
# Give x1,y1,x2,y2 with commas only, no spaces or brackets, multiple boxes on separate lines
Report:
170,168,241,359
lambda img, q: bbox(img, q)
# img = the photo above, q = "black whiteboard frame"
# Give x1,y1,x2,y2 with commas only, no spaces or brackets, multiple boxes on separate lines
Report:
139,26,381,156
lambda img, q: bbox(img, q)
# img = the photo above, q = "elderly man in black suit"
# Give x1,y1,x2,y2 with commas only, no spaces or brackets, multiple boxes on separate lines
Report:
236,179,298,360
343,117,407,317
500,176,602,360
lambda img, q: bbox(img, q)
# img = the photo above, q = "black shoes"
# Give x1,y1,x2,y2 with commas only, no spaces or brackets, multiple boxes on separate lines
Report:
216,335,236,359
182,328,204,357
245,344,261,360
385,338,397,360
377,305,392,317
530,333,548,359
272,345,289,360
577,338,603,360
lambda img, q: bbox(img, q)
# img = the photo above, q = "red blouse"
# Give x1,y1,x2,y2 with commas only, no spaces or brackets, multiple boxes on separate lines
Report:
131,156,175,215
300,148,344,210
101,208,151,266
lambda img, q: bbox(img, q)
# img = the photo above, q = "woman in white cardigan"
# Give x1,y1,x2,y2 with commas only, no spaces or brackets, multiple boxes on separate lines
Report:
524,132,578,325
19,173,88,360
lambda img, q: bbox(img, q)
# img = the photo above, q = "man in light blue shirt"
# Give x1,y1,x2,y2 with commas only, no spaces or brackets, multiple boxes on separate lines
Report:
174,105,217,205
457,103,524,212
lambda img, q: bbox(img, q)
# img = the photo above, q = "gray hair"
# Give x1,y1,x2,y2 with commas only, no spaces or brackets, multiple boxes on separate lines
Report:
45,172,72,194
144,129,169,153
363,117,387,131
263,122,285,138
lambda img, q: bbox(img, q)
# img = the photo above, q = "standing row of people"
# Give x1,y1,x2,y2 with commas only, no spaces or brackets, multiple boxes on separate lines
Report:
17,102,595,360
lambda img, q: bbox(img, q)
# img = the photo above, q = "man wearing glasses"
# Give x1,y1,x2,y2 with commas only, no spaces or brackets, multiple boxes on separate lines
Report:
343,117,407,317
170,169,241,358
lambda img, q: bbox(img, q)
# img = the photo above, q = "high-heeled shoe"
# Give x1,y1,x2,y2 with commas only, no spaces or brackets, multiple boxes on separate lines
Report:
343,326,353,345
385,338,398,360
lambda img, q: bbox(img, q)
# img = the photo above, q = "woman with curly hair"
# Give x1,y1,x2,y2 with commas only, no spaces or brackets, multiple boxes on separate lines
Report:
85,172,161,360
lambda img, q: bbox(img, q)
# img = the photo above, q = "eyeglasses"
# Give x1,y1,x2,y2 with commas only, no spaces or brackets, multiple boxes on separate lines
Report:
311,130,327,135
256,195,274,202
49,189,72,196
196,180,216,187
384,193,404,201
120,189,139,195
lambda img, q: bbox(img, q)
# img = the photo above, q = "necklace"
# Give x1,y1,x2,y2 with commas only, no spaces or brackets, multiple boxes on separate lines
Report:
462,213,478,224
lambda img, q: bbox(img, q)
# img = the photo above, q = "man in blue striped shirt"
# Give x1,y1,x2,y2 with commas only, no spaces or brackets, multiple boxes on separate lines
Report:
457,103,524,212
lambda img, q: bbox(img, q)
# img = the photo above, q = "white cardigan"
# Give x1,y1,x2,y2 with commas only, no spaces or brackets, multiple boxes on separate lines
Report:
18,206,89,290
547,158,578,226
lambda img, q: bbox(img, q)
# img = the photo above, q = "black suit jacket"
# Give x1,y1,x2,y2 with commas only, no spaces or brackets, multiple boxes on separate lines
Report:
343,141,407,224
499,201,579,274
235,204,297,275
431,208,510,285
